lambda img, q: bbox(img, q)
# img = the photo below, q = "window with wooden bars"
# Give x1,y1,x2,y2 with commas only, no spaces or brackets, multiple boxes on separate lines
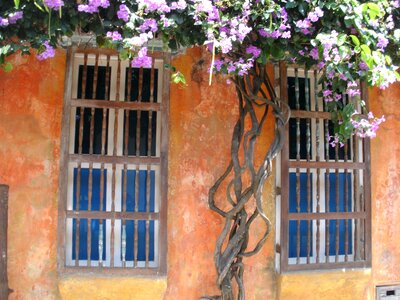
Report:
276,63,371,271
58,48,169,275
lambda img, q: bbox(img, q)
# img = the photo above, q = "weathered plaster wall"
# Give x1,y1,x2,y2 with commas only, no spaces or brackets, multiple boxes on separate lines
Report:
58,277,167,300
278,269,372,300
1,47,400,300
0,51,65,299
370,83,400,289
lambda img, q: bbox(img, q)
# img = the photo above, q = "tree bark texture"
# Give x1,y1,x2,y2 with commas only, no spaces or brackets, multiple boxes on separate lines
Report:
202,63,289,300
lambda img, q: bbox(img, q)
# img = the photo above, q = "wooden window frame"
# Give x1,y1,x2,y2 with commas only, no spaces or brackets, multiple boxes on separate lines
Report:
57,47,170,276
276,62,371,272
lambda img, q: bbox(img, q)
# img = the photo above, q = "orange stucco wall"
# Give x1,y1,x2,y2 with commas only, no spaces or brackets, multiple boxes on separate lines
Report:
370,84,400,287
0,47,400,300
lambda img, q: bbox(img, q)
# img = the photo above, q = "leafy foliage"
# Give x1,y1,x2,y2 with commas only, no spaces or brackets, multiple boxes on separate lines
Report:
0,0,399,139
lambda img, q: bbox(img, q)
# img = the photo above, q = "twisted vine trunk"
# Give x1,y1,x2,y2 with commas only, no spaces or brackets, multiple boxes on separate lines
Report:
202,62,289,300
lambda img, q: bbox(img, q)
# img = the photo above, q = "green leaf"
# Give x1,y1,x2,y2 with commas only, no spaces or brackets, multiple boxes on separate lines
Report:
34,1,45,12
119,49,130,61
367,3,382,20
360,44,371,55
385,55,392,65
2,62,13,72
269,44,284,60
14,0,20,9
171,72,187,85
339,45,350,58
285,1,297,9
337,34,347,46
298,3,306,16
350,35,360,47
0,45,11,56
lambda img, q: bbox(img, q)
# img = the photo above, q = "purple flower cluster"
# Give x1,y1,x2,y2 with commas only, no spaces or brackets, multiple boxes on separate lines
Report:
193,0,254,62
8,11,23,24
78,0,110,13
351,112,386,138
139,19,158,33
246,46,261,59
295,7,323,35
138,0,171,13
328,135,344,148
346,81,361,97
0,11,23,27
376,34,389,51
212,56,255,76
131,47,152,68
0,18,8,27
258,7,291,39
44,0,64,10
117,4,130,22
37,41,56,61
106,31,122,41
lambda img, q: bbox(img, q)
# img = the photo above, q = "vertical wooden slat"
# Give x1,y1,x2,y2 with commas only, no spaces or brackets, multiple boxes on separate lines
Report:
324,118,330,263
305,70,311,264
150,58,155,104
135,167,140,213
74,53,88,266
279,61,289,271
294,68,301,264
146,109,152,213
134,220,138,267
121,63,131,268
147,61,154,268
58,47,74,271
87,53,99,266
98,221,104,266
121,224,126,265
361,81,372,264
353,134,360,261
98,56,109,267
315,70,321,263
145,220,149,267
0,185,11,299
110,57,121,267
334,143,340,262
159,53,171,273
